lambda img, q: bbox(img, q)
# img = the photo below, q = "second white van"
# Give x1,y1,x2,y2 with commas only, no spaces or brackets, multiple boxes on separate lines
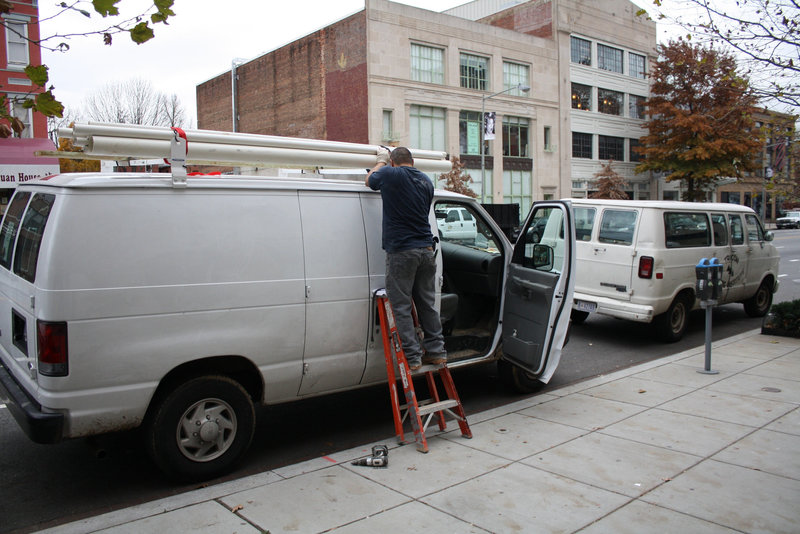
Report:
567,199,779,342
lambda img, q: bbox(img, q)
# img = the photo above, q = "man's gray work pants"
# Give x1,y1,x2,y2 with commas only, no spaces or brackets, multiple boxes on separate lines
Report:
385,247,446,366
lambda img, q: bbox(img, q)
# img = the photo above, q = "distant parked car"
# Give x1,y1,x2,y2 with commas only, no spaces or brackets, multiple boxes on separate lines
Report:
776,211,800,229
436,206,478,243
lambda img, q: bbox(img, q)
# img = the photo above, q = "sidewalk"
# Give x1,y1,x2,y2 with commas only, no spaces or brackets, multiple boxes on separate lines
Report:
41,329,800,534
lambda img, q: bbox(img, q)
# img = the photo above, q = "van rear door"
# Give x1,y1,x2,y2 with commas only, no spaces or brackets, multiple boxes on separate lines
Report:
584,207,638,302
0,191,55,384
501,202,575,382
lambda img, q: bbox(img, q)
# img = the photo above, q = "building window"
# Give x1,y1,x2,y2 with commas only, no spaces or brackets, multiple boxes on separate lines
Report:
597,44,623,73
599,135,625,161
411,43,444,84
629,52,646,79
629,138,643,162
572,132,593,159
382,110,394,142
460,53,489,90
543,126,552,151
598,88,623,115
503,116,529,157
410,105,446,152
571,83,591,111
5,19,29,69
629,94,647,119
8,96,32,138
503,61,529,95
570,36,591,66
503,169,532,215
459,110,483,155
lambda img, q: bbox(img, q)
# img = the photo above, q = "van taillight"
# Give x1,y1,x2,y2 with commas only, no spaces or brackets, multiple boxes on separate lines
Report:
638,256,654,279
37,320,68,376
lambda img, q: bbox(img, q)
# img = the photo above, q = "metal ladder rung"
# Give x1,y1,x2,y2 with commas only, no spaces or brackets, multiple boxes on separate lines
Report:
417,399,460,416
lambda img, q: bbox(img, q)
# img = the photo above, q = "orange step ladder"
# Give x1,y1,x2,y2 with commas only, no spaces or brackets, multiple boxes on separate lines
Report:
374,289,471,452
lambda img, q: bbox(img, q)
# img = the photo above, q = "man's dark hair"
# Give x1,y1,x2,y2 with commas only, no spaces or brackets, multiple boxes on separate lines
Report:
390,147,414,166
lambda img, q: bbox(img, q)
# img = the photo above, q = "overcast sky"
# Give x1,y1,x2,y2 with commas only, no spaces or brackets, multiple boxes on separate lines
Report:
38,0,661,126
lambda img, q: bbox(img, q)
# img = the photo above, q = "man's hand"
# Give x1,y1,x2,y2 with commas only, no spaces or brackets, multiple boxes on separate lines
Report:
376,147,391,165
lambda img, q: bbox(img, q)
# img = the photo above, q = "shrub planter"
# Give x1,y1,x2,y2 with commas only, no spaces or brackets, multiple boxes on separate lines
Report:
762,300,800,337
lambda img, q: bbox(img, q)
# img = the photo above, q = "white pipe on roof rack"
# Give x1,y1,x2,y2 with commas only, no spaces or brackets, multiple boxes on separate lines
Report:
69,122,449,163
84,137,454,173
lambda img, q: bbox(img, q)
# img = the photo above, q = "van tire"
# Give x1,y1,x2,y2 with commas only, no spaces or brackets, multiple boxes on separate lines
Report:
743,280,773,317
145,375,255,481
570,310,590,325
498,360,546,394
654,293,691,343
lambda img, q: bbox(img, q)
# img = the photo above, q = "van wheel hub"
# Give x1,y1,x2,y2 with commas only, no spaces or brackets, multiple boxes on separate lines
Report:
177,398,237,462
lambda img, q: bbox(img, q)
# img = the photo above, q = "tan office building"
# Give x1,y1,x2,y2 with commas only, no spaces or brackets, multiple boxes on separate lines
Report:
197,0,657,214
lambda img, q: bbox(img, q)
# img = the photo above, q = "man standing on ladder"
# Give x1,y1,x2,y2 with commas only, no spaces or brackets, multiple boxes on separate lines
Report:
366,147,447,371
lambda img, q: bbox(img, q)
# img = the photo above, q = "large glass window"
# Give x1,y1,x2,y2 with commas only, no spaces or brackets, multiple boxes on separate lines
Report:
503,169,532,216
460,53,488,90
571,83,591,111
14,194,55,283
411,43,444,84
8,96,33,138
598,88,623,115
729,214,744,245
0,192,31,269
5,19,29,68
711,214,728,246
599,210,637,245
629,138,643,162
629,94,647,119
598,44,623,73
572,132,592,159
571,36,591,66
410,105,446,152
574,207,596,241
664,212,711,248
502,116,529,157
382,109,393,142
503,61,530,95
599,135,624,161
459,110,483,155
745,213,766,242
629,52,646,79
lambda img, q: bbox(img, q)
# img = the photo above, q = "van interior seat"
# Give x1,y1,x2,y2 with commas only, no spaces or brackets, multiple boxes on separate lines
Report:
440,292,458,323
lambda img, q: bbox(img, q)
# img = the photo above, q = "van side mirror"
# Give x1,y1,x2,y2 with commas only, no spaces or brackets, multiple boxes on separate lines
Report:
532,244,554,271
765,231,774,242
435,212,447,220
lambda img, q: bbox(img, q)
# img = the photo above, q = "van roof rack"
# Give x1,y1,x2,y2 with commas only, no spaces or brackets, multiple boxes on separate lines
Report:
44,122,452,188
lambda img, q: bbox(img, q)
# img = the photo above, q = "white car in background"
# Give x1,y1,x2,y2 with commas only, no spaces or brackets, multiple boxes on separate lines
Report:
436,206,478,243
776,211,800,229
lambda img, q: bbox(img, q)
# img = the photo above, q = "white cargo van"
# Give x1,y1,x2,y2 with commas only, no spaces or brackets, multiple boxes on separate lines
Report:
0,171,575,480
568,199,779,342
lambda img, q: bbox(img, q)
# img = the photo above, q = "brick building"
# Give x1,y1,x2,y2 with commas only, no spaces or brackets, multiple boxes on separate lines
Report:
1,0,59,212
197,0,657,213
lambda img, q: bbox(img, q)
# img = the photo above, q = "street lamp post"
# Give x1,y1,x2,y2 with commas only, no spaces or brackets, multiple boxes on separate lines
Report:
480,83,531,203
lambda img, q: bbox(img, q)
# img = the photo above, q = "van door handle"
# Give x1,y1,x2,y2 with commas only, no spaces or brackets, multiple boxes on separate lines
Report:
593,247,606,254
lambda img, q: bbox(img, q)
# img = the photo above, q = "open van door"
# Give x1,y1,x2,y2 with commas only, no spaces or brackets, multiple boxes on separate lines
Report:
501,201,575,390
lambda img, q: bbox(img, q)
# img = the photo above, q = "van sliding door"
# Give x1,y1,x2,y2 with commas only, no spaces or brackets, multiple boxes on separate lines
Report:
297,192,370,395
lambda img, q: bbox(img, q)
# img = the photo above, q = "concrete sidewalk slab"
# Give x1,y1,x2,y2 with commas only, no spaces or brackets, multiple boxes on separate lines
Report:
37,330,800,534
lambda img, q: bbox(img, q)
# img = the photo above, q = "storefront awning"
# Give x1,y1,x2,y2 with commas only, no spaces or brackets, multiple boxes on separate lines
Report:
0,138,61,188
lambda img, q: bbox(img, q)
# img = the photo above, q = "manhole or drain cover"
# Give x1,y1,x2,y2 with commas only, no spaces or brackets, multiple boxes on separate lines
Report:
762,387,782,393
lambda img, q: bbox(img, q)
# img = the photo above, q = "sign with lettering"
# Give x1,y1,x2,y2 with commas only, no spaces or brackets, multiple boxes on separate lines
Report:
0,165,60,187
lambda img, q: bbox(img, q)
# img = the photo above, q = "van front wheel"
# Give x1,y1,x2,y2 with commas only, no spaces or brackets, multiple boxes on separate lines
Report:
498,360,546,394
743,280,773,317
654,294,691,343
145,375,255,481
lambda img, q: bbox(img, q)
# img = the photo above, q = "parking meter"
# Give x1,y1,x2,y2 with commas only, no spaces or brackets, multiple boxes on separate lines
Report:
695,258,712,301
696,257,723,302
